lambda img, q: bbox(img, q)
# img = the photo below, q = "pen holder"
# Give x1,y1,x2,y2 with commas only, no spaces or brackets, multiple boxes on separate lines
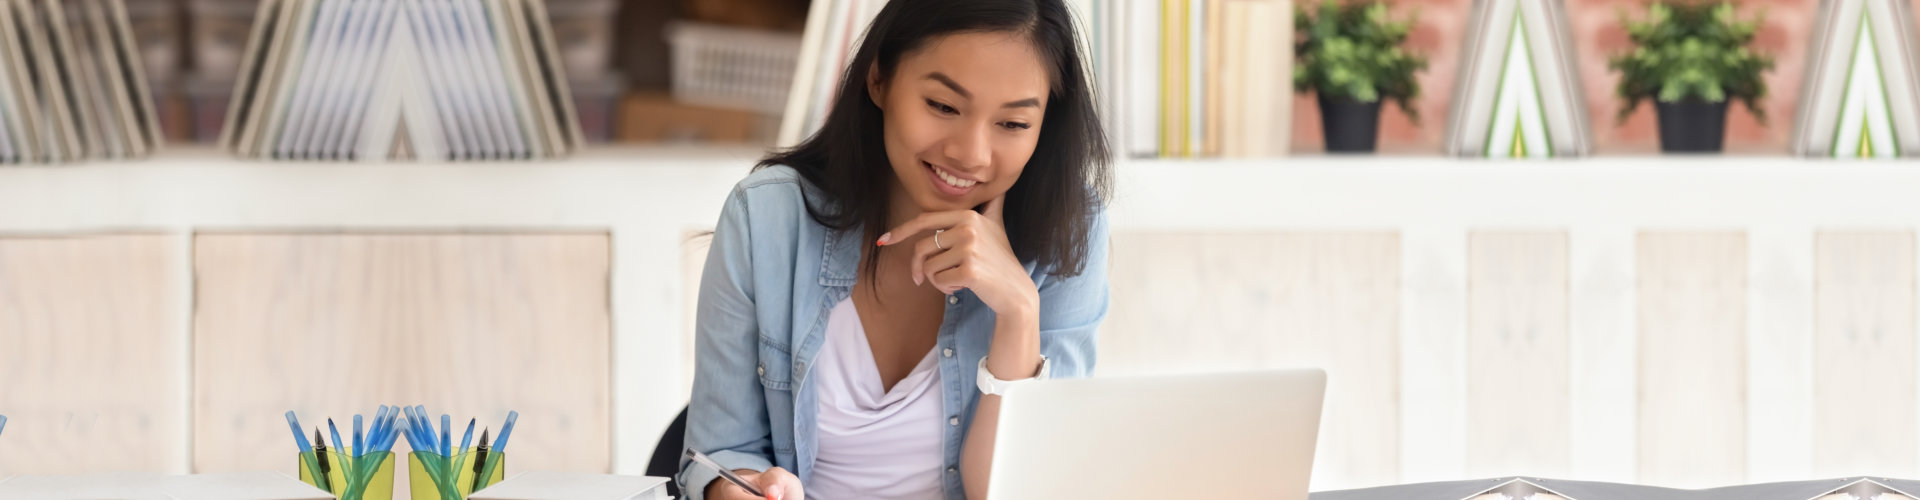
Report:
297,450,396,500
408,449,507,500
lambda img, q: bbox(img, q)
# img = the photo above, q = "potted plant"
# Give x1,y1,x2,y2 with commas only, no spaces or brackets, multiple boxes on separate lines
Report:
1609,1,1774,152
1293,0,1427,153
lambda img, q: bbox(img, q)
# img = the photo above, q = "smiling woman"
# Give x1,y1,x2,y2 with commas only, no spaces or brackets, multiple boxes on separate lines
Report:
677,1,1113,500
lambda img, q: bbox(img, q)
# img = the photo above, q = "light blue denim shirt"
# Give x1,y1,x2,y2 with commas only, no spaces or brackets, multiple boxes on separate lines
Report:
676,166,1109,500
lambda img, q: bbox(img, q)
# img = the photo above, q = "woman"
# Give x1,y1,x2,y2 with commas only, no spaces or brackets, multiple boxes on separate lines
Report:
676,1,1111,499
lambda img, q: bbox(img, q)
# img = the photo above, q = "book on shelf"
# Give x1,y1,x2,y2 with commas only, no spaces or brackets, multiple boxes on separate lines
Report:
218,0,584,163
0,0,163,164
776,0,1293,159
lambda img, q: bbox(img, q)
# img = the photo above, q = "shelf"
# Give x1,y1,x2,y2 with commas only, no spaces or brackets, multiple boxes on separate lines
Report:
2,148,1919,232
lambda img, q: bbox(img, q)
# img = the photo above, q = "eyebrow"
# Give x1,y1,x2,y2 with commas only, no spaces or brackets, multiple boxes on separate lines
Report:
925,72,1042,109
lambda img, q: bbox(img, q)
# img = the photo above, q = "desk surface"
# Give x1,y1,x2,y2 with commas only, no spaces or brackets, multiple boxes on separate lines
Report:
1312,477,1920,500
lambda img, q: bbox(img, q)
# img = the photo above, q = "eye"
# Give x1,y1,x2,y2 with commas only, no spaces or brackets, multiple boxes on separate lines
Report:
1000,121,1031,131
926,99,958,115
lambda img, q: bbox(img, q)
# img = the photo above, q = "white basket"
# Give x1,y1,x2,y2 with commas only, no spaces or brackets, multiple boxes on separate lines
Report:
666,21,801,115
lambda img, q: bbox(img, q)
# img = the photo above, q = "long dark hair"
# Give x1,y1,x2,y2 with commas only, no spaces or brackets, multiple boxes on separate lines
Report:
756,0,1111,280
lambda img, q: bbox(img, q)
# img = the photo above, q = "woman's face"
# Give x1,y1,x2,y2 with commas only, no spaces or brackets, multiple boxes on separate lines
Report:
871,31,1050,214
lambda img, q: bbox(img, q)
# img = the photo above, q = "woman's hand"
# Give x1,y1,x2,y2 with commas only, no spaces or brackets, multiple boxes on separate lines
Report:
705,467,804,500
877,196,1039,318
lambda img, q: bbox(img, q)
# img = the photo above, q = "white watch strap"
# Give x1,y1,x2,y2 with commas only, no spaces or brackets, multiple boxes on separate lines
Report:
976,355,1051,396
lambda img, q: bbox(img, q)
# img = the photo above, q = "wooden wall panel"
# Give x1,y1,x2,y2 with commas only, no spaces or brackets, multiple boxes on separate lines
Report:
192,234,611,495
1636,232,1747,487
1466,232,1570,478
1105,232,1400,490
1812,232,1915,478
0,235,184,474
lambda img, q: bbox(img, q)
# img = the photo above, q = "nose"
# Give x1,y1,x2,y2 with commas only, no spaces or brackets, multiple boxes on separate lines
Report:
940,121,992,172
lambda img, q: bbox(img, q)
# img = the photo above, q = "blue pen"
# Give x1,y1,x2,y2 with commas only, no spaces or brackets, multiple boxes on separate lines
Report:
476,411,517,492
381,409,400,451
457,418,474,455
491,411,518,454
414,406,432,446
288,411,324,489
372,406,392,450
286,411,314,454
406,407,431,451
328,419,346,458
449,418,478,493
414,413,433,452
353,415,364,459
439,415,452,457
396,416,415,451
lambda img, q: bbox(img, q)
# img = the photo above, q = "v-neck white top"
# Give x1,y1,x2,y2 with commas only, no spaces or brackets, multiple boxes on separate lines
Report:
805,297,946,500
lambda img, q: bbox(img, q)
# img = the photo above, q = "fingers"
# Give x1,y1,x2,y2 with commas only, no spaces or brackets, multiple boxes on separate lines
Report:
709,471,762,500
877,210,972,246
911,228,971,286
928,263,973,295
921,247,968,288
758,467,804,500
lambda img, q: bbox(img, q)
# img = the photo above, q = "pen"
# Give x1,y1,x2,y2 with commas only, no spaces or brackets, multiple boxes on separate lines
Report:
477,411,516,492
353,415,364,460
313,429,334,494
287,411,324,493
328,419,346,459
450,418,476,495
439,414,452,457
684,449,766,498
491,411,518,454
470,428,489,493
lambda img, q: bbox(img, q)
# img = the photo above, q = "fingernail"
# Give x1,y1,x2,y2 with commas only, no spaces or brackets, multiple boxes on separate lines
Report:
877,233,891,246
913,275,922,286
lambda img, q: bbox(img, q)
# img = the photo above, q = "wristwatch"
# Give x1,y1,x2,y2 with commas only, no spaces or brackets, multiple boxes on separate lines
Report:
976,355,1051,396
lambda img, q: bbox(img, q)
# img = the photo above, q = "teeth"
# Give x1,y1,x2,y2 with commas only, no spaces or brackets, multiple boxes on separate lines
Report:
931,166,977,188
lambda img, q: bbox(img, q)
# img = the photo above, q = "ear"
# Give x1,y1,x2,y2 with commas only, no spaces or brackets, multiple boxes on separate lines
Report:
866,61,886,108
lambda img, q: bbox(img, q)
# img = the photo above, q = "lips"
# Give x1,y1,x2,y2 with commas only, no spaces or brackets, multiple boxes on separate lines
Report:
924,160,979,197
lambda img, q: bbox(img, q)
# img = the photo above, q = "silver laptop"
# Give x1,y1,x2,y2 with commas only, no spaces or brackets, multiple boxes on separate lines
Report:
985,369,1327,500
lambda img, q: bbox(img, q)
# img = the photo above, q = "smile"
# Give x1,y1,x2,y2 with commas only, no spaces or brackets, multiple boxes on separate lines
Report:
926,161,978,188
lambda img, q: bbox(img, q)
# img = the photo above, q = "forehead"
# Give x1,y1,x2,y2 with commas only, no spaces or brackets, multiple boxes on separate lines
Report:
899,31,1051,99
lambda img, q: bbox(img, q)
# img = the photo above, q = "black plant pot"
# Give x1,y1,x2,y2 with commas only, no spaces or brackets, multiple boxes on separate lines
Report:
1318,94,1383,153
1654,99,1729,152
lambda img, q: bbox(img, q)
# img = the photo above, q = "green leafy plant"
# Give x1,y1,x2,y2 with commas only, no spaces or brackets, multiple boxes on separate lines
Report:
1608,1,1775,123
1292,0,1428,121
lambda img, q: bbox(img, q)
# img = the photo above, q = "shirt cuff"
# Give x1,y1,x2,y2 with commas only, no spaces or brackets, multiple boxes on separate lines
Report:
677,449,776,500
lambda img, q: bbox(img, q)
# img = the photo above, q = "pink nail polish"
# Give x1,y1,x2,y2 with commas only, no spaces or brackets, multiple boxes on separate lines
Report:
877,233,891,246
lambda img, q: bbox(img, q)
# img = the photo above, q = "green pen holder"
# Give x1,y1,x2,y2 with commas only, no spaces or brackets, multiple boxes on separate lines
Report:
408,449,507,500
297,450,396,500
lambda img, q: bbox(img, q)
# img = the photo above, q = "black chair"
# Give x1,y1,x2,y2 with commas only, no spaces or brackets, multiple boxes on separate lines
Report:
645,405,690,498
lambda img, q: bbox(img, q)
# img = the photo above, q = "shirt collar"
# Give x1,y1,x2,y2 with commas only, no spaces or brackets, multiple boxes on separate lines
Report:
818,224,864,288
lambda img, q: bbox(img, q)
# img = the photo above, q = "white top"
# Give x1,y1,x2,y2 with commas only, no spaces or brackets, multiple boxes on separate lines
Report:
807,297,945,500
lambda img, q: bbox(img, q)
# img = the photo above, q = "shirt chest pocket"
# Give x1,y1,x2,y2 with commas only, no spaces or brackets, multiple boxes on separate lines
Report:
757,339,794,391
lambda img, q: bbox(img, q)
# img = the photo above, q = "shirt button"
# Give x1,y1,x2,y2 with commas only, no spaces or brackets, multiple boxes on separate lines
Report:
947,295,959,305
757,364,765,376
949,417,960,426
943,348,954,358
947,467,958,474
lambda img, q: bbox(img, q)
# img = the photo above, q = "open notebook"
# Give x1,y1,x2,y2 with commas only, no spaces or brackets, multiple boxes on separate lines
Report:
466,471,670,500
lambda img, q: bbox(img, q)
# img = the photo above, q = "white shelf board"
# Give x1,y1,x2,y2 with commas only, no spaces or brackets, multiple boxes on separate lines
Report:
2,149,1917,231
